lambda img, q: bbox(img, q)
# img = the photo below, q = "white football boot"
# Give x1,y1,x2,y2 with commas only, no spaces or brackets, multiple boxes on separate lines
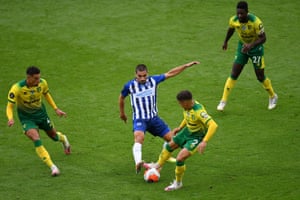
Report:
164,180,183,191
268,94,278,110
217,101,226,111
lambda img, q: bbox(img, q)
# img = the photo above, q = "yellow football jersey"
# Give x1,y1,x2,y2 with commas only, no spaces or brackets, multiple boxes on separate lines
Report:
229,13,264,44
8,78,49,113
181,101,212,133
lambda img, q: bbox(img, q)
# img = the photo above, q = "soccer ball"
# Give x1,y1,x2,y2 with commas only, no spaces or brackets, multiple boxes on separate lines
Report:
144,168,160,183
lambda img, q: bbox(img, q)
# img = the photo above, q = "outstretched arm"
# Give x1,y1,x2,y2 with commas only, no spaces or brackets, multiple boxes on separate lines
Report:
164,61,200,79
44,92,66,117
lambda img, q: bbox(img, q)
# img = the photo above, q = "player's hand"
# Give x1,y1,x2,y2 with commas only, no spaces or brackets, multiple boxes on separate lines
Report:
172,127,181,135
186,61,200,67
241,43,252,53
222,42,228,50
55,109,67,117
120,113,127,123
7,119,14,127
197,141,207,154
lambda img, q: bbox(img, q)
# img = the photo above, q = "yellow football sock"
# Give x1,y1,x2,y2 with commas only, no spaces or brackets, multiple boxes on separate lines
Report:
262,78,275,97
35,144,54,168
157,148,172,167
221,77,237,102
175,164,186,183
55,131,65,142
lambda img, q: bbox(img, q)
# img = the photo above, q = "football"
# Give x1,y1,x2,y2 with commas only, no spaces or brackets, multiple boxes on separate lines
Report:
144,168,160,183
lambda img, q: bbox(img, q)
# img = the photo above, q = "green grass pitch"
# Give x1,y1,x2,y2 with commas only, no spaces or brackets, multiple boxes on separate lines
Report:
0,0,299,199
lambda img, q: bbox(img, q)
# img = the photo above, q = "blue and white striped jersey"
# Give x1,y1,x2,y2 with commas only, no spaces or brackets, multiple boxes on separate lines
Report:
121,74,165,120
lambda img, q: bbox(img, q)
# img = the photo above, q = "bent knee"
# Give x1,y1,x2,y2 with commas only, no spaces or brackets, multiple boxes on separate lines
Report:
134,131,145,143
163,132,173,141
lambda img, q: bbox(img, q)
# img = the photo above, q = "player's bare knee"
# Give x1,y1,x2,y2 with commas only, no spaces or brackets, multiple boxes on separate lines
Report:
163,132,173,141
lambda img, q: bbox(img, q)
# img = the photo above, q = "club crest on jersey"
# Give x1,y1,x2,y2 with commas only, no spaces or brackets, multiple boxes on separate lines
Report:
186,111,190,117
37,87,41,93
241,25,246,31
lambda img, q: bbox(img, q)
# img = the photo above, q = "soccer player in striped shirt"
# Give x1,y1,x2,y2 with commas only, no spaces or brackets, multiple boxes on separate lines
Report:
217,1,278,111
119,61,199,173
6,66,71,176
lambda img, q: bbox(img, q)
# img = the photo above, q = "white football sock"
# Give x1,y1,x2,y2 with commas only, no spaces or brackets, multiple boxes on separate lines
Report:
132,142,142,165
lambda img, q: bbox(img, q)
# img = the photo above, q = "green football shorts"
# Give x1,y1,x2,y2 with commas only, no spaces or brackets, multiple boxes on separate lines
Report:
172,127,205,152
17,109,54,132
235,41,265,69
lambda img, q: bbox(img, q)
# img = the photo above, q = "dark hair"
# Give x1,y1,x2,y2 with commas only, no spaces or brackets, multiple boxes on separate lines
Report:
135,64,148,73
176,90,193,101
26,66,40,75
237,1,248,12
